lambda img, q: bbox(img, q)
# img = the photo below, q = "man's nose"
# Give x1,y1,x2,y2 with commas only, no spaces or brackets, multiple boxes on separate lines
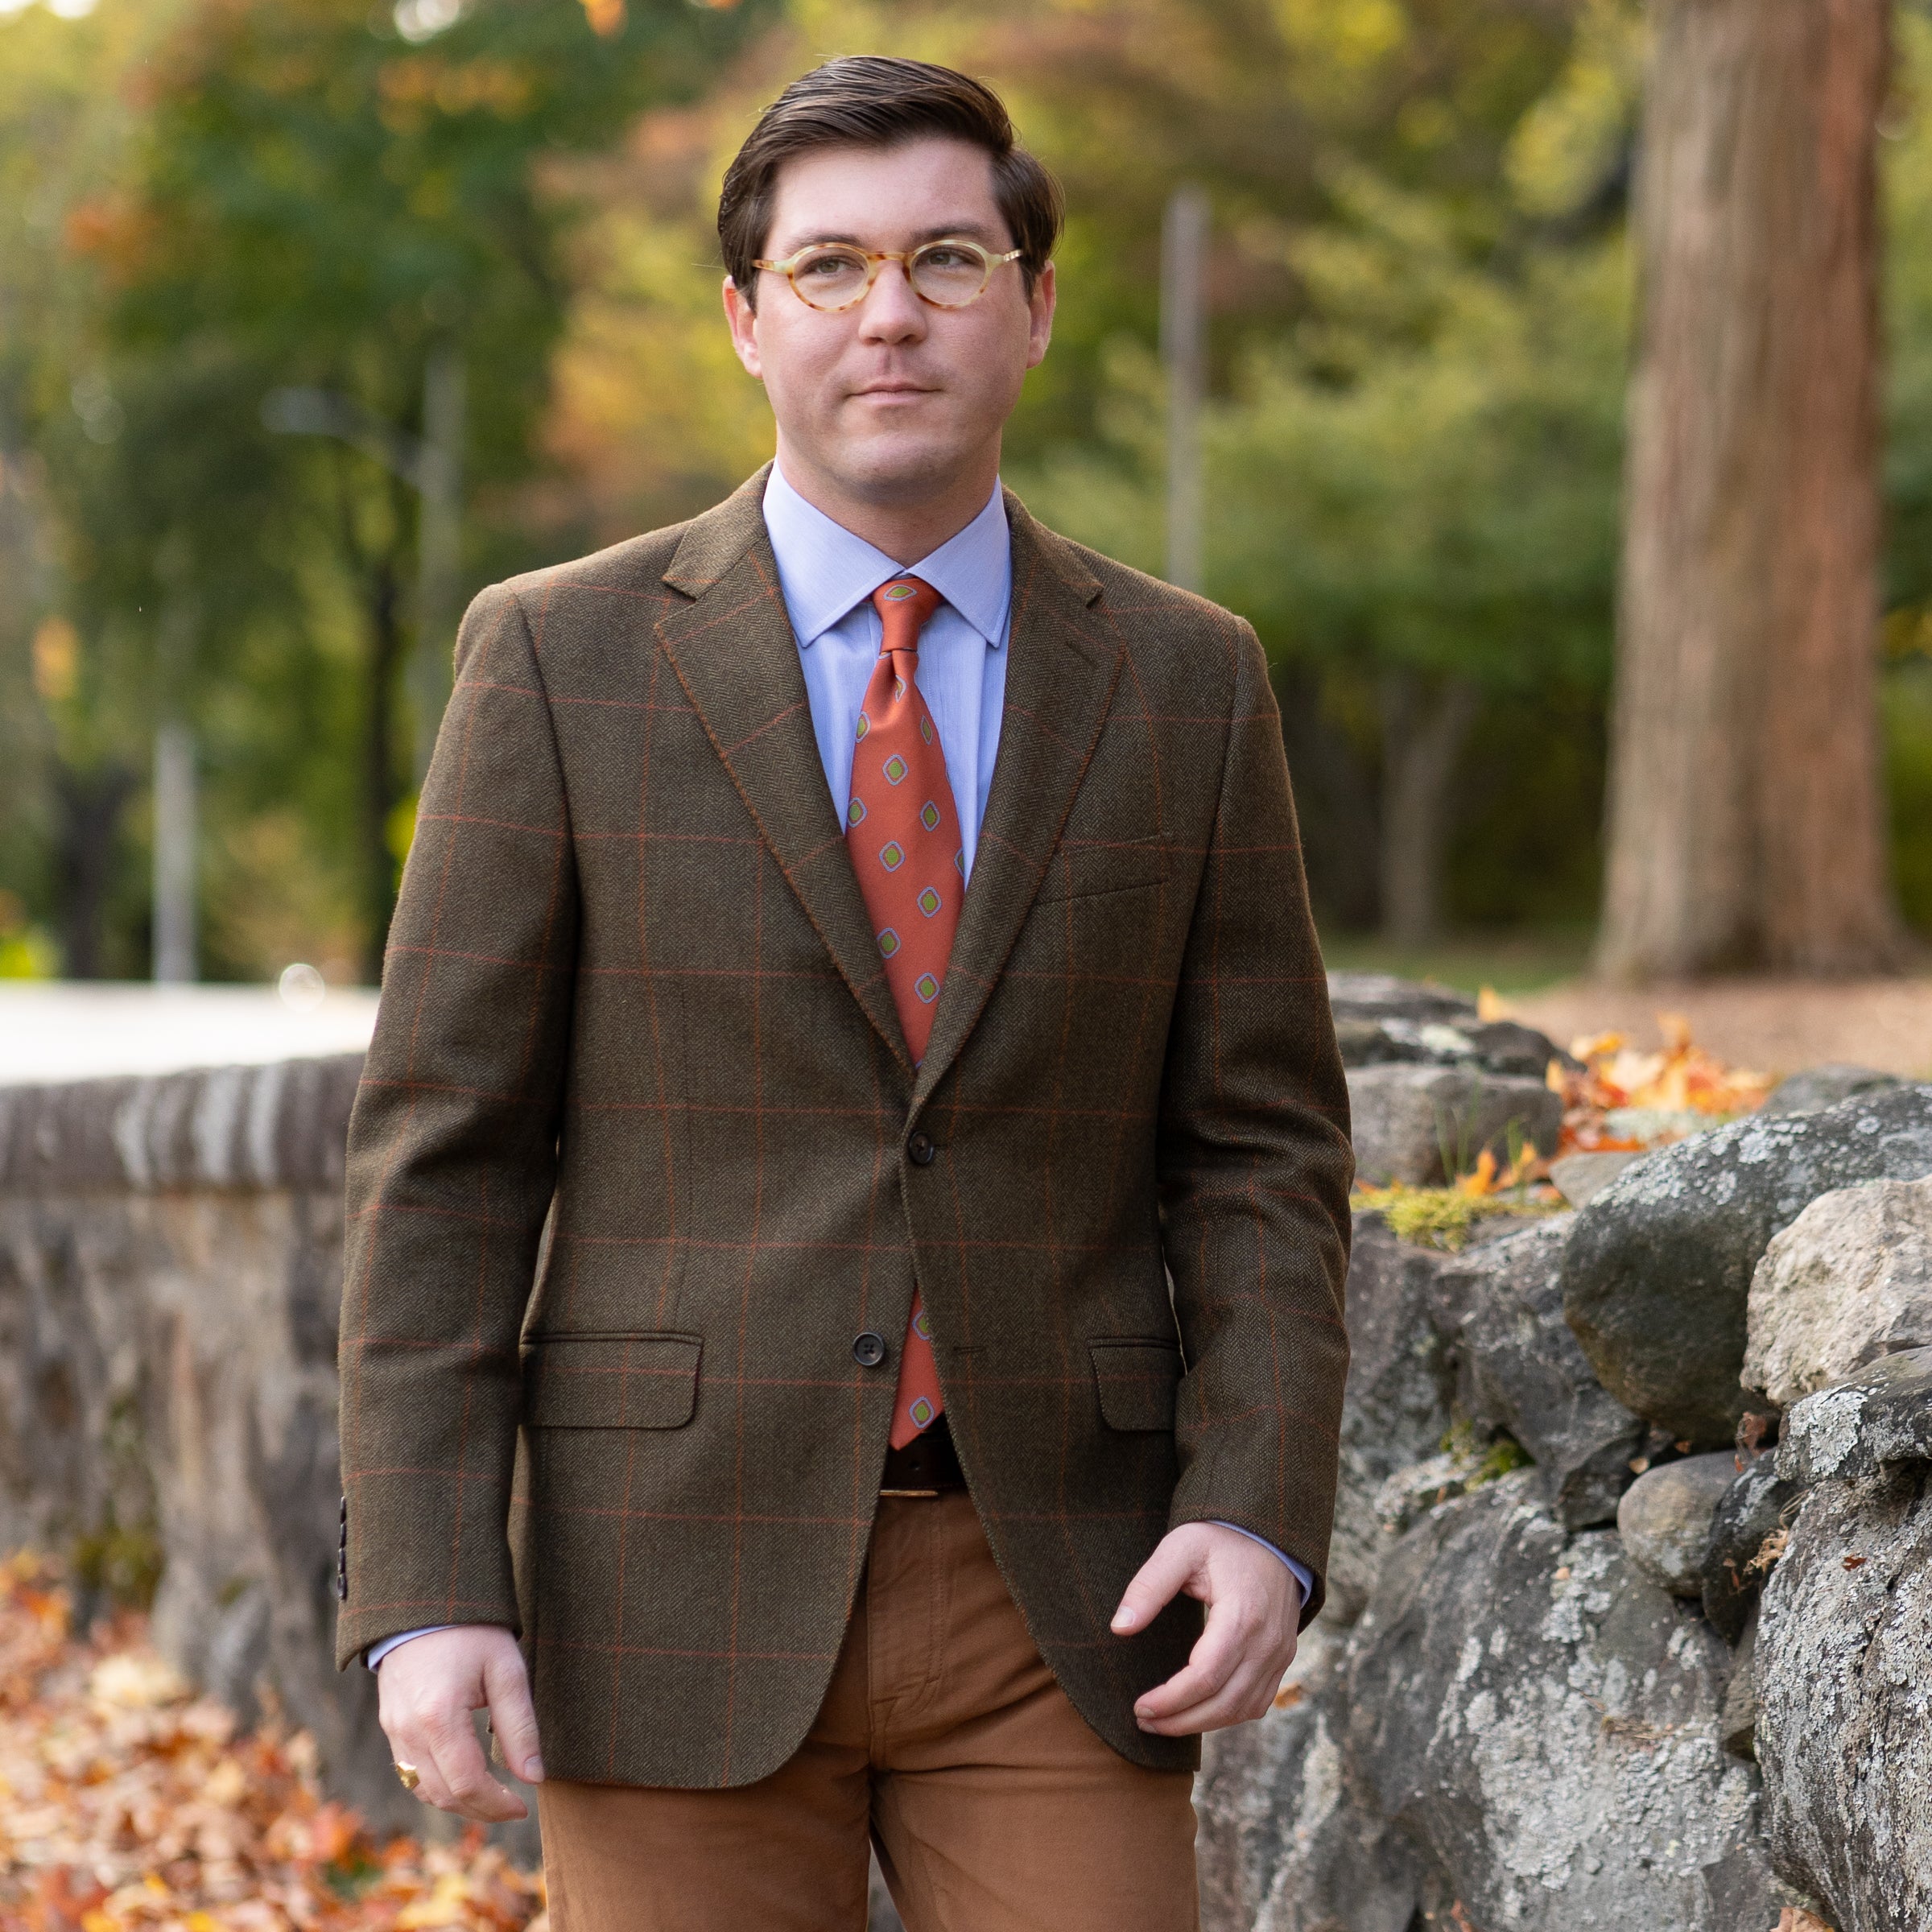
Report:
856,260,927,342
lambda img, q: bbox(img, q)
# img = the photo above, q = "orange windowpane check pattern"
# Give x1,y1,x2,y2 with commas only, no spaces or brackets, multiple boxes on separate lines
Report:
848,576,960,1449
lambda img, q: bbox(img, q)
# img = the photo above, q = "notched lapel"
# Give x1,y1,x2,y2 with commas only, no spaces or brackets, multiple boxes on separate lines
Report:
655,478,913,1076
914,497,1122,1104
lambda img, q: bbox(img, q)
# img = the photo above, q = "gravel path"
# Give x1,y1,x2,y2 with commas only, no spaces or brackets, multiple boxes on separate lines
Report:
1511,976,1932,1079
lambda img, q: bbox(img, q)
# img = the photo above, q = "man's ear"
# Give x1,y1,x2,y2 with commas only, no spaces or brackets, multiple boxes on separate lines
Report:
1025,259,1056,371
722,276,763,379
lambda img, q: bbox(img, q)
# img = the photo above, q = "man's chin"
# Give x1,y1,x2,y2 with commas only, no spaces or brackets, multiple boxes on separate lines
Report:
820,437,975,503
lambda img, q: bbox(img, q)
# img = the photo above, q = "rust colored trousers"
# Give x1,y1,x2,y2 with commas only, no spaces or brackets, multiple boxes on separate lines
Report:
537,1490,1200,1931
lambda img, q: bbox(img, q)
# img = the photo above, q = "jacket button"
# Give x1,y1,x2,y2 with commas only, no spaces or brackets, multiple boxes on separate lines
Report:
853,1331,888,1368
907,1132,936,1166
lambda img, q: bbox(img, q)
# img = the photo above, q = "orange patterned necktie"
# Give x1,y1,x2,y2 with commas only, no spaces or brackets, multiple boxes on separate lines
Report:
847,576,959,1449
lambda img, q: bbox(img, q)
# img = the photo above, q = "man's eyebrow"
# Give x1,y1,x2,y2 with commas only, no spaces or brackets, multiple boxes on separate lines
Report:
770,219,1008,252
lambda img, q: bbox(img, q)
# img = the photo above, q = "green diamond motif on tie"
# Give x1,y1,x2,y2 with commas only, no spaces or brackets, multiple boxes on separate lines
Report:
877,927,901,958
880,840,905,872
920,800,941,832
914,972,940,1004
884,754,908,786
848,798,866,828
918,887,941,918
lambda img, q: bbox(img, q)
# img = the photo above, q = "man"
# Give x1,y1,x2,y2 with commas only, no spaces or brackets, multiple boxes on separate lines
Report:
336,55,1352,1932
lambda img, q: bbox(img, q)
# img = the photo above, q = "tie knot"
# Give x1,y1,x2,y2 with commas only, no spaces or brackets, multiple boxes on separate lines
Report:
872,576,943,652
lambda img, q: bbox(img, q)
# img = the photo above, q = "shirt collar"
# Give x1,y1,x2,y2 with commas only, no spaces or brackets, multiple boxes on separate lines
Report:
762,460,1011,651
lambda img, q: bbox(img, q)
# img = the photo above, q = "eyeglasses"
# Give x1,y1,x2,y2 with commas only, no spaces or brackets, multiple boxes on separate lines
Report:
752,237,1024,313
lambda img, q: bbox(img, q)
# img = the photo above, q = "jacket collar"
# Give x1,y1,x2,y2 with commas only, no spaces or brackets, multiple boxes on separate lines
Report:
657,467,1120,1096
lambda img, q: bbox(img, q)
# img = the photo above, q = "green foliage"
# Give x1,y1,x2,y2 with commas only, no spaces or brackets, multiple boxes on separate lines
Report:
0,0,761,980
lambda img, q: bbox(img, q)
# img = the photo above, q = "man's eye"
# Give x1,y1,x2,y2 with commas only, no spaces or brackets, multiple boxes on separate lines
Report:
921,247,972,269
802,252,860,276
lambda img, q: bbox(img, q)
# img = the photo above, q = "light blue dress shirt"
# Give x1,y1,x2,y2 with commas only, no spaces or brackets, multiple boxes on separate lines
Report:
367,466,1306,1668
762,460,1010,883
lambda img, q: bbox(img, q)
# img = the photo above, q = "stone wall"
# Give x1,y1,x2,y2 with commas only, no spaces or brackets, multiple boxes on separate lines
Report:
0,1058,425,1832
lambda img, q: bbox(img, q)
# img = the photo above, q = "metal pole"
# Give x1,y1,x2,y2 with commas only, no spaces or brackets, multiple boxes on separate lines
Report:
1162,184,1209,593
152,721,196,983
410,341,464,791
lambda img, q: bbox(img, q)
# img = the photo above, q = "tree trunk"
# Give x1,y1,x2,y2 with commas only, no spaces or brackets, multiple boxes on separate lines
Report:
55,762,136,980
1599,0,1903,978
361,556,404,988
1379,670,1480,946
1274,663,1381,933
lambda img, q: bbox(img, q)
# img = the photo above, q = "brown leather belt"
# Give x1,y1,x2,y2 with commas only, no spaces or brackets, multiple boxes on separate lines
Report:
879,1414,965,1496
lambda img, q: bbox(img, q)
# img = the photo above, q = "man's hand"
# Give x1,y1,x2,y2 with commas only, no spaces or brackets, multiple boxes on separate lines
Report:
376,1625,544,1821
1110,1523,1302,1736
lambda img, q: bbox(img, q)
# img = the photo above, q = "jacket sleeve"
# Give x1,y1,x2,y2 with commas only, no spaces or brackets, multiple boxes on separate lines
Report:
1156,617,1354,1626
334,583,578,1666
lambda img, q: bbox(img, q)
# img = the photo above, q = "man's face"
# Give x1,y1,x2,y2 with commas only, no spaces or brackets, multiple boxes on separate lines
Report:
724,135,1055,506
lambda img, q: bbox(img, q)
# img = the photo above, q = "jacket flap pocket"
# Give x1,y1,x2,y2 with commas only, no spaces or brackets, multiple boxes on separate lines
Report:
524,1333,702,1430
1036,836,1169,904
1090,1339,1182,1432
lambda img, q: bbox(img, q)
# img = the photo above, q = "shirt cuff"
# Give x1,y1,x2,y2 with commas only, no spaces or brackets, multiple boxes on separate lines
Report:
1208,1521,1314,1610
365,1624,454,1670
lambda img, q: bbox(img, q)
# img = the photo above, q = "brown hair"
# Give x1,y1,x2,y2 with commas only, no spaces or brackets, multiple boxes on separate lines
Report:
717,56,1063,306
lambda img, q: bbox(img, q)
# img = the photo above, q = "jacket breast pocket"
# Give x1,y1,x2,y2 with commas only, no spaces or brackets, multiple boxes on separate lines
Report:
1035,836,1170,905
1090,1338,1183,1432
522,1332,702,1430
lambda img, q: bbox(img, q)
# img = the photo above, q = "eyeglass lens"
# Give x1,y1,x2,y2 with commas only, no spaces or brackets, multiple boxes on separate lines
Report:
789,243,992,311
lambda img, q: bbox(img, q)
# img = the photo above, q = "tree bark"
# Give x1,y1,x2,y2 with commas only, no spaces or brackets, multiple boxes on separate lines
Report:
1380,670,1480,946
361,555,404,988
1599,0,1904,978
55,762,135,980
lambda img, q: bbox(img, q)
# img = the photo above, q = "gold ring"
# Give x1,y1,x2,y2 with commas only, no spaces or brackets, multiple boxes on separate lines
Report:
394,1761,421,1792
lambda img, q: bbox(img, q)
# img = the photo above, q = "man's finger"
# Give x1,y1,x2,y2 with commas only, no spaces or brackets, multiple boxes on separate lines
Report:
1135,1662,1279,1736
384,1720,458,1812
1111,1528,1208,1633
420,1707,528,1823
482,1644,545,1784
1132,1601,1250,1721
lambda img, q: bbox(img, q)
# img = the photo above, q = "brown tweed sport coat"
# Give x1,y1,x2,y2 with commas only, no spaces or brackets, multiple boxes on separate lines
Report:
335,468,1353,1788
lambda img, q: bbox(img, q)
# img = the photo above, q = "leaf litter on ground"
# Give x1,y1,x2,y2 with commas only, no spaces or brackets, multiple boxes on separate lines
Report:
0,1555,545,1932
1355,1008,1773,1247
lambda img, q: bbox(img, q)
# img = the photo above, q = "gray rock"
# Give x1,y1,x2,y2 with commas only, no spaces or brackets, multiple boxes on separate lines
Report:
1744,1176,1932,1407
1327,972,1477,1027
1616,1452,1740,1598
1195,1626,1425,1932
1773,1345,1932,1488
1757,1457,1932,1926
0,1055,545,1856
1327,1217,1460,1622
1702,1455,1800,1645
868,1852,904,1931
1548,1149,1644,1209
1346,1473,1796,1930
1761,1063,1905,1118
1719,1606,1760,1760
1347,1063,1563,1188
1560,1085,1932,1446
1336,1014,1566,1082
1435,1216,1646,1528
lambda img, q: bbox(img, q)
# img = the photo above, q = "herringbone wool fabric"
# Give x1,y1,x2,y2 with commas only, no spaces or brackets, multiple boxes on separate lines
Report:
850,575,956,1448
335,468,1354,1790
